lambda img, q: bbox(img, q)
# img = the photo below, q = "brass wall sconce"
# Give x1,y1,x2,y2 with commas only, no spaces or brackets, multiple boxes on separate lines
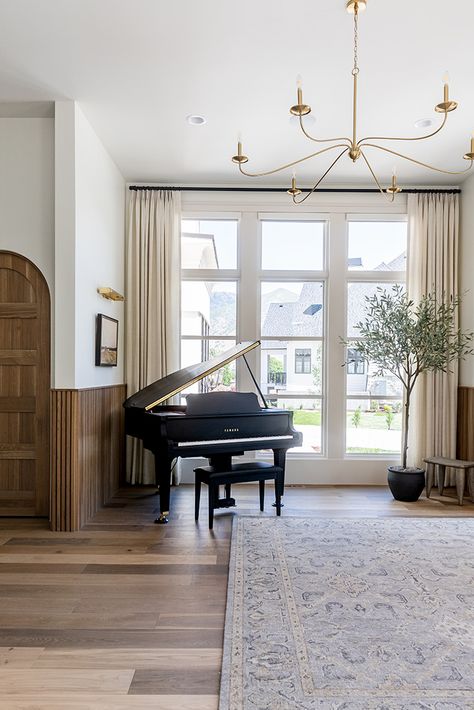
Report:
97,287,125,302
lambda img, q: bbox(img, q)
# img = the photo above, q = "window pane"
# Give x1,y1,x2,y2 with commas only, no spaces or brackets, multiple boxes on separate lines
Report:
180,339,236,395
261,282,323,337
182,219,237,269
266,398,322,453
348,221,407,271
182,281,236,336
347,282,404,337
261,221,324,270
260,341,322,396
346,400,402,455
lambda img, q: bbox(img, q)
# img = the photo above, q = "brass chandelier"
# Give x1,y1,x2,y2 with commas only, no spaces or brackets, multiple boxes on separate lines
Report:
231,0,474,203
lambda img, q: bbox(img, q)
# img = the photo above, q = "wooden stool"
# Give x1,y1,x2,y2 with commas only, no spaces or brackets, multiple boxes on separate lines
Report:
423,456,474,505
194,461,284,529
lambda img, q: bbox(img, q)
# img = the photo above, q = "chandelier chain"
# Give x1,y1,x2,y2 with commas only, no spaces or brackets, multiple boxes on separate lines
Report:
352,8,359,76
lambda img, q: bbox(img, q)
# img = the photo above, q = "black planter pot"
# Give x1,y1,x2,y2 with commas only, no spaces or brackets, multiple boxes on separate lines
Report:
387,466,425,502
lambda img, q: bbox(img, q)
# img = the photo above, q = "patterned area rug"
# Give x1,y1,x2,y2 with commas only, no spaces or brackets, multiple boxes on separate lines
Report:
219,517,474,710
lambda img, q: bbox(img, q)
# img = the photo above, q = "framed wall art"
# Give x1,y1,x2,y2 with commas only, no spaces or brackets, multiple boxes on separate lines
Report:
95,314,118,366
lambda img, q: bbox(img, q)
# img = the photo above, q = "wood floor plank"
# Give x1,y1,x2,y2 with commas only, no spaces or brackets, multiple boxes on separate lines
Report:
0,612,159,630
129,668,219,695
0,629,223,649
0,553,217,565
0,647,45,668
83,563,227,575
31,648,222,670
0,669,135,694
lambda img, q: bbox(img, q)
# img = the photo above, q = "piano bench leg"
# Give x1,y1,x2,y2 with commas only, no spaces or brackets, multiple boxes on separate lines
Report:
154,513,169,525
225,483,231,500
259,480,265,512
195,477,201,521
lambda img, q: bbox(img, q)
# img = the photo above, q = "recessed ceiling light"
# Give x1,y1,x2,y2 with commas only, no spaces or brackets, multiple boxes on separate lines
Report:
186,114,206,126
414,118,434,129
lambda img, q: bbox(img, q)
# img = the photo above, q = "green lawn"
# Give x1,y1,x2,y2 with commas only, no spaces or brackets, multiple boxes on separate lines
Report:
347,411,402,431
292,410,321,425
291,408,401,431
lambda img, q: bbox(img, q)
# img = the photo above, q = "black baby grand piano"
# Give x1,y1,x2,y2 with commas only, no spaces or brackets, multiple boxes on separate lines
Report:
123,341,302,523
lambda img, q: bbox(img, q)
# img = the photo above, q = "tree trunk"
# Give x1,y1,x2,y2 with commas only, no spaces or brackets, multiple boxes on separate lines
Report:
402,392,410,469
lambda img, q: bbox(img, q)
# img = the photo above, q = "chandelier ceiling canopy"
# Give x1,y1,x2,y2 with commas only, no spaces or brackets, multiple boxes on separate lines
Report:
231,0,474,202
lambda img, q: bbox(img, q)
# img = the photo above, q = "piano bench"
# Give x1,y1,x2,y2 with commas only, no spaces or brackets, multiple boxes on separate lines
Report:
194,461,284,529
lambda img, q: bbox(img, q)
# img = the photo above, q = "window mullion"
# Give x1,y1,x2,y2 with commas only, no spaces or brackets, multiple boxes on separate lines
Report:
326,213,347,460
238,212,260,393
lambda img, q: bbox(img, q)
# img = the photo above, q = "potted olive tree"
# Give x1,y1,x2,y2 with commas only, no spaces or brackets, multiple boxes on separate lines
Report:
345,285,473,501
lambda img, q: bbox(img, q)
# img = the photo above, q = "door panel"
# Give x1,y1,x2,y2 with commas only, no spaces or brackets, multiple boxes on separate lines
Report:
0,252,50,516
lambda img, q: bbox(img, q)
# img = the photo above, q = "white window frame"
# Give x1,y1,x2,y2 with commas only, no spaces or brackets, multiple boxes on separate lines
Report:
180,192,408,482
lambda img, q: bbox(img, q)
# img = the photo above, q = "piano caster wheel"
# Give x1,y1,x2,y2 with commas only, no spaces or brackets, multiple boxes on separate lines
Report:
272,502,284,508
154,513,169,524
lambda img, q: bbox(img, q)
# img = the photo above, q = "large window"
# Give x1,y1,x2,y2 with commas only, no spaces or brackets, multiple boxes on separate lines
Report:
345,219,407,455
259,219,326,454
181,219,239,395
180,210,407,462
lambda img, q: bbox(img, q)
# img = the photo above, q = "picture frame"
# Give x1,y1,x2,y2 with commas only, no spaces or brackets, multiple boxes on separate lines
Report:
95,314,118,367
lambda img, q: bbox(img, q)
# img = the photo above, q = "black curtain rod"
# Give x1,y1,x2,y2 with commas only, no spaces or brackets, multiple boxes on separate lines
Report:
128,185,461,194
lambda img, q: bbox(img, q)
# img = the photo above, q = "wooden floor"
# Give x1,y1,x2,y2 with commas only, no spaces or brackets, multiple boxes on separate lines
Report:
0,483,473,709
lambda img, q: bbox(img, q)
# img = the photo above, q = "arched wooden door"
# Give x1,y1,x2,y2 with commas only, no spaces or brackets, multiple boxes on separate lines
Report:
0,252,50,516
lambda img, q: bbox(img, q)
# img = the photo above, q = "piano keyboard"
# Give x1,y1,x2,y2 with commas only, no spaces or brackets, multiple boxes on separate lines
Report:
177,434,294,447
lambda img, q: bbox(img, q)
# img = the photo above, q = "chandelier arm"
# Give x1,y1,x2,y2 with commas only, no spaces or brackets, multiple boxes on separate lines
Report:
298,115,352,147
238,143,350,178
362,143,474,175
292,148,349,205
359,150,395,203
358,112,449,147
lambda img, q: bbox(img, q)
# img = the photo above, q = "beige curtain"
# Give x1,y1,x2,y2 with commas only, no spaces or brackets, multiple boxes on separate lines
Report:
125,189,181,484
407,192,459,482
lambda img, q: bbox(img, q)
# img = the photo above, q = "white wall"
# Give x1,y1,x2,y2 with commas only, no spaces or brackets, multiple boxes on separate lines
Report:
74,105,125,388
55,101,125,389
55,102,77,388
0,116,54,292
460,173,474,386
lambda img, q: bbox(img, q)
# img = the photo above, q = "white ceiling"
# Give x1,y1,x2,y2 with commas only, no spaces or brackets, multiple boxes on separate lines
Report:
0,0,473,187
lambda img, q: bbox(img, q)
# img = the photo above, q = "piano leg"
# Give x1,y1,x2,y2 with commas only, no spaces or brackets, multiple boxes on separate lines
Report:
272,448,286,508
154,455,173,524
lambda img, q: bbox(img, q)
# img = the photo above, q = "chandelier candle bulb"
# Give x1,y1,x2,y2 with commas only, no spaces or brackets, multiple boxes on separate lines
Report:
464,134,474,161
287,175,302,197
231,138,248,164
436,71,457,113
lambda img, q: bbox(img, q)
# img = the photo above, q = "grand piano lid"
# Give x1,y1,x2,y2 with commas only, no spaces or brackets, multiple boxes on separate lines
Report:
124,340,261,411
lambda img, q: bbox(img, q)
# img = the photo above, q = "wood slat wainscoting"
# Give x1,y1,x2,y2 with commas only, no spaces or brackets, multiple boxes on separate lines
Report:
51,385,126,531
457,386,474,460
